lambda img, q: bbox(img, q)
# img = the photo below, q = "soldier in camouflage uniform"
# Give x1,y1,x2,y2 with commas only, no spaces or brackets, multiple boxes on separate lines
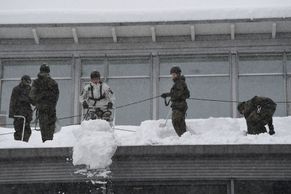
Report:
9,75,33,142
237,96,276,135
161,66,190,137
30,64,59,142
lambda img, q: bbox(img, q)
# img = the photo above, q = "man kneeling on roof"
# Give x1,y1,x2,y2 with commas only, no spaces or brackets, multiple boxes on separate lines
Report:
80,70,115,126
237,96,276,135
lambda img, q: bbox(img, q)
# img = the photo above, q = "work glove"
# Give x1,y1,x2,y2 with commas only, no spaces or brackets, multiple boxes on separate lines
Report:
82,101,89,109
161,93,168,99
269,129,275,135
107,102,113,109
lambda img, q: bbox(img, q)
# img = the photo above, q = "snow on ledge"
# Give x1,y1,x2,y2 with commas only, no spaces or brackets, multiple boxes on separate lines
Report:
1,116,291,149
0,6,291,25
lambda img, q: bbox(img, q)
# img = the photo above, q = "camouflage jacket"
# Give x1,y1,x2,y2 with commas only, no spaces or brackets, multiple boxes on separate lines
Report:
30,72,59,108
243,96,277,119
164,77,190,110
9,83,33,120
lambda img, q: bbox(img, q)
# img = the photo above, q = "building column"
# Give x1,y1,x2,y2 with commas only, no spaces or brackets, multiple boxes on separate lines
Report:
283,52,289,116
0,59,3,111
73,55,81,124
152,53,159,120
230,52,239,118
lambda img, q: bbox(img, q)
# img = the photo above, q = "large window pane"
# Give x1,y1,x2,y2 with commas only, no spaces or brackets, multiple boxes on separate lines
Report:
57,80,74,126
239,76,286,116
287,54,291,73
0,80,18,126
81,58,105,77
239,55,283,74
2,59,72,78
108,57,150,76
159,55,231,119
159,77,231,119
108,78,151,125
160,55,229,75
1,58,74,127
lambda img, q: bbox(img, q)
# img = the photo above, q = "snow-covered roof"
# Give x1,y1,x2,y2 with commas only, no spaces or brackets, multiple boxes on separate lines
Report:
1,0,291,24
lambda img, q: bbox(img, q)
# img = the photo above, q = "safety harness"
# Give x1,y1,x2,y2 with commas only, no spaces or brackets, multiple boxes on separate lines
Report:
88,82,106,106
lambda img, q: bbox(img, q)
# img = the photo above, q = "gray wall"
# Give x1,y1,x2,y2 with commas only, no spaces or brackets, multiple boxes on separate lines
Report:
1,36,291,126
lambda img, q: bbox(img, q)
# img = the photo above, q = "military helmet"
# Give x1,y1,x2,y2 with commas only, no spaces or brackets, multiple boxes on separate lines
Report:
170,66,182,74
21,75,31,85
237,102,245,114
40,63,50,73
90,71,101,79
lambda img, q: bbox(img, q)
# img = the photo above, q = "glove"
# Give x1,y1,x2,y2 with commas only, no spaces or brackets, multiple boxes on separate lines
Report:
161,93,168,99
107,102,113,109
269,129,275,135
82,101,89,109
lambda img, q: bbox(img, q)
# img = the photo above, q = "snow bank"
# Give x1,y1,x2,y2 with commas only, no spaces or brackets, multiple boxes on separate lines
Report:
134,117,291,145
1,116,291,149
0,125,79,148
72,120,117,169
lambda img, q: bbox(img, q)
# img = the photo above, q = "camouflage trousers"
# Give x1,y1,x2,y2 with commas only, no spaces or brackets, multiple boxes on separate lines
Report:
38,105,57,142
172,104,187,137
246,105,276,135
13,117,31,142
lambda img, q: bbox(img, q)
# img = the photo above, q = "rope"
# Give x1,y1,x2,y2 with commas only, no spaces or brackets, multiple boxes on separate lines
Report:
115,95,160,109
113,127,136,132
189,97,240,103
1,95,291,128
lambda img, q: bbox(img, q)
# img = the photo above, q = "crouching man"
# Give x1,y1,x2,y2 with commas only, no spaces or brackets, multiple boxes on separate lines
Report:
237,96,276,135
80,71,115,125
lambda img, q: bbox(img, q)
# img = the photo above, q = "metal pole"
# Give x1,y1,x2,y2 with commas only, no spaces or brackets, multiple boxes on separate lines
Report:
152,53,159,120
230,52,239,118
73,55,81,125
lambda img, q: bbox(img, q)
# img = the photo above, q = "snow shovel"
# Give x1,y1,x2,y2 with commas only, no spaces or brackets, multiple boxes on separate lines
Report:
159,109,171,128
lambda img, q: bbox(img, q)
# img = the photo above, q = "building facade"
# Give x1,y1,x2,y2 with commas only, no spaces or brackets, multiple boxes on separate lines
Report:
1,18,291,126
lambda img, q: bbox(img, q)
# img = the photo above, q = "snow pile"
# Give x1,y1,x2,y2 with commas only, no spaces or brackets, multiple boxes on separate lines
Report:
0,125,79,148
134,117,291,145
72,120,117,169
1,116,291,149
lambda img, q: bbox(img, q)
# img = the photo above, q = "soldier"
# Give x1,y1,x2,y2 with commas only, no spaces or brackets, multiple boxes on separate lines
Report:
161,66,190,137
9,75,33,142
30,64,59,142
237,96,276,135
80,71,115,125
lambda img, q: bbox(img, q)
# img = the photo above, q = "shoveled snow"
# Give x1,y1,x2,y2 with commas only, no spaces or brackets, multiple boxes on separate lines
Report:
1,116,291,148
1,0,291,24
72,120,117,169
1,116,291,168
